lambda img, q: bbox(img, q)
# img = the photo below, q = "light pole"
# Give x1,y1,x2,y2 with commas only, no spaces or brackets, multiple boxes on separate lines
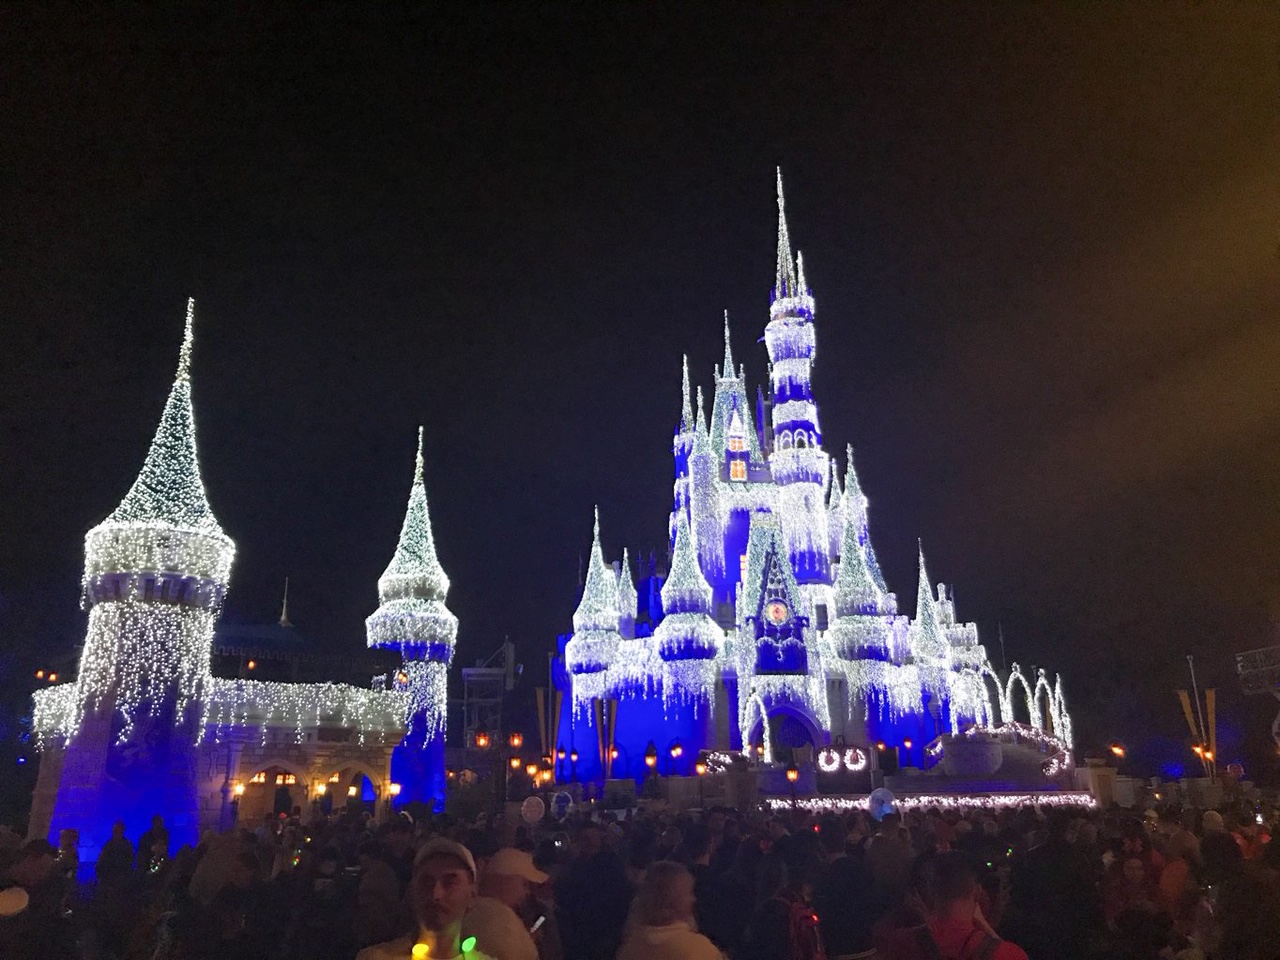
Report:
785,763,799,810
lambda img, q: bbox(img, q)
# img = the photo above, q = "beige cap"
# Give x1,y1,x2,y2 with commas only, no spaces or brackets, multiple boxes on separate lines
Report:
485,847,549,883
414,837,478,879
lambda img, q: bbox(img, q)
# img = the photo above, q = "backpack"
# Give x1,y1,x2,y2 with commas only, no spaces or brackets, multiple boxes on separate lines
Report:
775,895,828,960
913,923,1001,960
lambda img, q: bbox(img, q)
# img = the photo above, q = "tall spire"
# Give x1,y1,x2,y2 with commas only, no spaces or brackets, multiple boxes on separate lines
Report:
617,548,638,623
796,250,809,296
375,426,449,604
693,386,710,455
774,167,798,301
722,310,736,378
105,297,224,535
573,507,620,632
279,576,292,628
661,510,713,614
833,500,883,617
913,540,947,661
680,354,693,432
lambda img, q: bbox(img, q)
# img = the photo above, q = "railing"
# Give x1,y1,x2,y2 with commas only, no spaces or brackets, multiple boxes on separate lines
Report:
1236,644,1280,696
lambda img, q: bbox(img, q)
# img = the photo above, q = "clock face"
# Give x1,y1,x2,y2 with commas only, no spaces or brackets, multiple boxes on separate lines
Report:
766,601,789,624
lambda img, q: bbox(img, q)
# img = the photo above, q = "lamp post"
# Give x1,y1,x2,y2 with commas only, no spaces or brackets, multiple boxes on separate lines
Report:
785,763,799,810
569,748,579,782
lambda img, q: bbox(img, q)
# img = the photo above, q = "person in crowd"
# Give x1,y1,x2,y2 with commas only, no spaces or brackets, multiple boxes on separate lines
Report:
139,813,170,869
744,853,826,960
555,822,631,960
617,860,722,960
685,822,739,954
866,813,915,916
1005,811,1101,960
358,838,496,960
97,820,135,886
355,839,405,948
813,815,876,960
472,846,561,960
465,849,550,960
881,851,1028,960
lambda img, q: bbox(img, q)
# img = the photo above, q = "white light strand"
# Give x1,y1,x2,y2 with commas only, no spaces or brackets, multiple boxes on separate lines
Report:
764,792,1099,815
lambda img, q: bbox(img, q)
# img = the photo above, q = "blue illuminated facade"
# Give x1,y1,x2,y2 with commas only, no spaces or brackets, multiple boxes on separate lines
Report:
559,172,1012,783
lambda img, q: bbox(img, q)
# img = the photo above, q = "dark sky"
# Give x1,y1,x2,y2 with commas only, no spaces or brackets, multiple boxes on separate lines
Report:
2,4,1278,768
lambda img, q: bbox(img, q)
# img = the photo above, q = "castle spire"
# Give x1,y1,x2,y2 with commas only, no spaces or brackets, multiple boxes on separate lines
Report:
774,167,798,301
797,250,809,296
661,509,713,614
680,354,693,432
374,426,449,605
693,386,711,455
913,540,947,661
279,576,292,628
722,310,736,379
105,298,225,534
833,499,883,617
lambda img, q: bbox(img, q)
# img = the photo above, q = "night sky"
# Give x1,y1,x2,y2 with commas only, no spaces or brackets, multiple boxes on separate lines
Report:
2,5,1278,774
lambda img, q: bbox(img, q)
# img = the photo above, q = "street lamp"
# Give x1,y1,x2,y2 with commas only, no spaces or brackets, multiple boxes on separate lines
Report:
695,760,707,776
509,755,522,770
785,764,799,783
1109,741,1126,759
525,762,539,779
644,741,658,770
388,783,402,797
474,728,491,750
508,732,523,750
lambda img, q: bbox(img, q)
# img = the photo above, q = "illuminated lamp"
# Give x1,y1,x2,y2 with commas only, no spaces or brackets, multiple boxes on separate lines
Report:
509,756,522,770
525,763,538,778
474,728,490,749
315,783,326,796
47,673,57,683
347,785,358,798
557,745,567,761
389,783,402,797
695,761,707,776
569,748,579,763
785,764,799,783
903,739,913,749
233,781,245,796
670,740,683,759
248,660,257,671
508,732,523,749
644,742,658,768
35,670,43,679
1108,741,1126,758
329,772,340,782
609,744,619,760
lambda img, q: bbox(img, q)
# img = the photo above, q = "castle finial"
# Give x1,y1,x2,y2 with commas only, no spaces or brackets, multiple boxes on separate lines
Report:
797,250,808,295
774,168,797,301
415,425,425,485
722,310,735,377
178,297,195,384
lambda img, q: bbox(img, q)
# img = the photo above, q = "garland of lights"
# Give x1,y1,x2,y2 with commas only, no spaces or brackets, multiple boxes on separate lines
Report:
201,679,405,747
764,793,1099,815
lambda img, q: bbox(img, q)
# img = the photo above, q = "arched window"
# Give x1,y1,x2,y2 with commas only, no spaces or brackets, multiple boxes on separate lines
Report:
778,431,792,450
795,432,807,449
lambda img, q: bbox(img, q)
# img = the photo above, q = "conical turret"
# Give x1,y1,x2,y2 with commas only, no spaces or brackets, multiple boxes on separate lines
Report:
617,549,638,638
721,310,735,379
911,542,947,663
565,508,623,709
77,299,235,739
366,427,458,655
654,510,721,707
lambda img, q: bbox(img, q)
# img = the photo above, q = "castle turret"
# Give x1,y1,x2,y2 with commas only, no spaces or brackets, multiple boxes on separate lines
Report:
653,511,721,708
365,427,458,807
564,509,623,712
44,299,234,856
670,356,695,541
765,171,830,585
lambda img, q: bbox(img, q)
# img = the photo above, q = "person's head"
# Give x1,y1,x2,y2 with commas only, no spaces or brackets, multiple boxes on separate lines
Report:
632,861,696,927
707,809,726,836
683,823,711,864
382,816,413,855
479,847,548,910
111,821,126,839
576,823,604,858
151,815,165,830
754,853,789,905
924,852,980,921
411,839,478,935
817,815,847,857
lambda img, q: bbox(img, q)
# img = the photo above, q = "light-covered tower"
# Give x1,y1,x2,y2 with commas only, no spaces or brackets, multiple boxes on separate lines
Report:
44,298,235,857
653,511,722,710
366,427,458,807
564,509,623,713
670,356,696,544
765,170,830,585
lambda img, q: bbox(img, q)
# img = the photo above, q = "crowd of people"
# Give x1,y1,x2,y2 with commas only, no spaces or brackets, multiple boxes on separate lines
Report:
0,796,1277,960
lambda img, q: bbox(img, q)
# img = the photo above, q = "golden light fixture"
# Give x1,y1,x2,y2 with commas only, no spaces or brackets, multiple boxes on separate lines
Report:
347,785,358,798
509,756,522,770
388,782,402,797
315,783,327,796
785,764,800,783
508,732,523,749
233,781,246,796
695,761,707,776
525,763,539,778
474,728,491,749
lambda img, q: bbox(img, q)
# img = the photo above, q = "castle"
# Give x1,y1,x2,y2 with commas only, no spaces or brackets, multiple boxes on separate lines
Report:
28,301,455,859
556,173,1073,786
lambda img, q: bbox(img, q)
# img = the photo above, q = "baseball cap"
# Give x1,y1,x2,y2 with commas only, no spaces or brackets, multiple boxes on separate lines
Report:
485,847,549,884
0,885,29,918
414,838,478,880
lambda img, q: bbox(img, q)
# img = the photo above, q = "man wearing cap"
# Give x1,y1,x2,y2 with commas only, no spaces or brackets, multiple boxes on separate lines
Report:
468,848,562,960
357,838,496,960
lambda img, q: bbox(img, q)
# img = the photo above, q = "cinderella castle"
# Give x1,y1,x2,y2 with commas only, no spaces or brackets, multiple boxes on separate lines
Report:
556,172,1073,786
28,301,458,859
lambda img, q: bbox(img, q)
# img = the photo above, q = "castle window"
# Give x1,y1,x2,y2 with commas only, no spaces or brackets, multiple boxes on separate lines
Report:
778,431,792,450
795,432,807,449
728,435,745,452
740,553,748,583
730,460,746,481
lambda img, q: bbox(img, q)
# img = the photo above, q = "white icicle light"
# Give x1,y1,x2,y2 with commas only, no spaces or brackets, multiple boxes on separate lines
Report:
565,509,623,713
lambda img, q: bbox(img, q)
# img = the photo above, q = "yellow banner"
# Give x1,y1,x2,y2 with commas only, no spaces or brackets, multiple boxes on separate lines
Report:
1176,689,1199,744
535,687,547,756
